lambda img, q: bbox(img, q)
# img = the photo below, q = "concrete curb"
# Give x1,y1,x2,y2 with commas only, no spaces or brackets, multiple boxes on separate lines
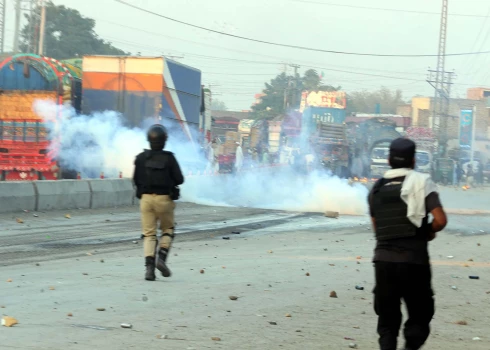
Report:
0,179,135,213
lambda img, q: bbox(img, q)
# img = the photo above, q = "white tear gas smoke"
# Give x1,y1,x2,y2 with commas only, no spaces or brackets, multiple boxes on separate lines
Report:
34,100,368,215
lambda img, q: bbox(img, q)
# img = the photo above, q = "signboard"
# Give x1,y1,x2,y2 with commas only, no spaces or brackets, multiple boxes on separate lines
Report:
299,91,346,112
459,109,473,147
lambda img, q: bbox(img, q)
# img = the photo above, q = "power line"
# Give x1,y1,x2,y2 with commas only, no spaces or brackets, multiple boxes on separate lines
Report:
102,34,489,86
115,0,490,58
94,18,430,77
291,0,490,18
102,35,429,80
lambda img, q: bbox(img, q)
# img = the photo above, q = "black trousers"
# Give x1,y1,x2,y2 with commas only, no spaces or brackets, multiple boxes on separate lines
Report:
373,262,435,350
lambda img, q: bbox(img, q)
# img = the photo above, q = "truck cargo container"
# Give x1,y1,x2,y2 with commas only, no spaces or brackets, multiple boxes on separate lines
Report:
82,55,202,146
0,54,82,181
350,118,401,178
405,127,436,174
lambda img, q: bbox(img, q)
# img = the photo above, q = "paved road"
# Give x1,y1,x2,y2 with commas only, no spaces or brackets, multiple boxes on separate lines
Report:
0,203,308,266
1,188,489,349
1,203,489,349
1,184,489,267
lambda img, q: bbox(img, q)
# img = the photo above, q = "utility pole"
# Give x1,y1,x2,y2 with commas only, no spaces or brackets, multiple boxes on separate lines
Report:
0,0,5,53
13,0,22,53
38,0,46,55
427,0,450,157
289,63,300,108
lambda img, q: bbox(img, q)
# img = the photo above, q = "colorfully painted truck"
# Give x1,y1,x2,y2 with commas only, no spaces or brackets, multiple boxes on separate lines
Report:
81,56,203,146
0,54,82,181
301,105,348,176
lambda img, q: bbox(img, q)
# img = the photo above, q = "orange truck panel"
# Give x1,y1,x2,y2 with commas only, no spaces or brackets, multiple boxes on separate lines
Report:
0,91,57,120
83,72,163,93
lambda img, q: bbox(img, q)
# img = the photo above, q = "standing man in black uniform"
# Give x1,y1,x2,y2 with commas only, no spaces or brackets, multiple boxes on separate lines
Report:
368,138,447,350
133,124,184,281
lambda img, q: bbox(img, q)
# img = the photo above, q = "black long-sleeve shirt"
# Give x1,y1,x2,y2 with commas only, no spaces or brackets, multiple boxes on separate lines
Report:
133,150,184,197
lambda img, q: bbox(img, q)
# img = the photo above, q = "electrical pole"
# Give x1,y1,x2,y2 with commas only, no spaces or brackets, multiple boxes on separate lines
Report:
289,63,300,108
0,0,5,53
13,0,22,53
38,0,46,55
427,0,450,157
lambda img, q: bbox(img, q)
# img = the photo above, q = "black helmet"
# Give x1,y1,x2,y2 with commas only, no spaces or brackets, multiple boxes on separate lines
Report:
147,124,168,150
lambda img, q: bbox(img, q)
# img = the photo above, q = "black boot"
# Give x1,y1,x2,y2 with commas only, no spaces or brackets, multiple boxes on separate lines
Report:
145,256,156,281
156,249,171,277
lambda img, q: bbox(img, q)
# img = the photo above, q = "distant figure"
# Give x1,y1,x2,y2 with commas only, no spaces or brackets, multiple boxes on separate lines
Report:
466,166,474,187
456,163,463,186
235,142,244,173
368,138,447,350
206,141,219,173
477,163,484,185
262,149,270,164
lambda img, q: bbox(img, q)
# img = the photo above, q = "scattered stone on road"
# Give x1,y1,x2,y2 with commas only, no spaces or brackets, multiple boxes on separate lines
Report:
2,316,18,327
229,296,238,301
121,323,132,329
325,211,339,218
330,291,338,298
211,337,221,341
97,308,106,312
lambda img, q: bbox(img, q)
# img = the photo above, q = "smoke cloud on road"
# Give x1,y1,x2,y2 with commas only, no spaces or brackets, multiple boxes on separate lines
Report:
34,100,368,215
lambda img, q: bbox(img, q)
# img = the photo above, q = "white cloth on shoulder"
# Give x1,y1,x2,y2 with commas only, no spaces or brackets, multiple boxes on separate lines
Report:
383,168,438,228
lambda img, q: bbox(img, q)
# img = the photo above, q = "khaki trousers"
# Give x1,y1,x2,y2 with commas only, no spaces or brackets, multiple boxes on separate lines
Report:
140,194,175,257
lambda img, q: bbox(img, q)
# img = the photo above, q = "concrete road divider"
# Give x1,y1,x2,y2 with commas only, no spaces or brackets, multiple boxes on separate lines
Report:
0,179,136,213
0,181,36,213
89,179,134,208
34,180,92,211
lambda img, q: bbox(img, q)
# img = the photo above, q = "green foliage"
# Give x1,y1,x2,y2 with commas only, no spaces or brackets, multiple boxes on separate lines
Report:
346,87,405,114
251,70,340,119
211,99,228,111
20,1,128,59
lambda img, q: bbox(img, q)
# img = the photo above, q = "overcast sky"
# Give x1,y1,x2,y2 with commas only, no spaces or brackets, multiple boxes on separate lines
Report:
4,0,490,110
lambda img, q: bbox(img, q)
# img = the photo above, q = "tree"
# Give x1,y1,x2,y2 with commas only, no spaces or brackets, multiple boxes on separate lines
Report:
251,70,342,119
302,69,321,91
251,72,296,119
346,87,405,115
20,1,127,59
302,69,341,92
211,99,228,111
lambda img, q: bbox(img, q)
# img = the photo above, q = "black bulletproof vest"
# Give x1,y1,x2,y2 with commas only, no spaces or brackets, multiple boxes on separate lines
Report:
371,176,418,241
144,151,173,190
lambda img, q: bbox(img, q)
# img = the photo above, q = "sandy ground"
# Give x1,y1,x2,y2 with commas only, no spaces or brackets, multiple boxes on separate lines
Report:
1,199,489,349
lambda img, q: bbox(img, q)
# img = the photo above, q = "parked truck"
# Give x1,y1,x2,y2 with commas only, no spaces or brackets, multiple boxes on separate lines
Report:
82,55,203,146
349,118,401,178
301,105,348,176
405,127,436,174
0,54,207,180
0,54,82,181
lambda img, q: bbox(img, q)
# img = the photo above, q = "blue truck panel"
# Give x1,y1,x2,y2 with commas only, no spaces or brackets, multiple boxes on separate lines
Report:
302,107,346,133
0,62,58,91
82,90,161,127
166,59,202,97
